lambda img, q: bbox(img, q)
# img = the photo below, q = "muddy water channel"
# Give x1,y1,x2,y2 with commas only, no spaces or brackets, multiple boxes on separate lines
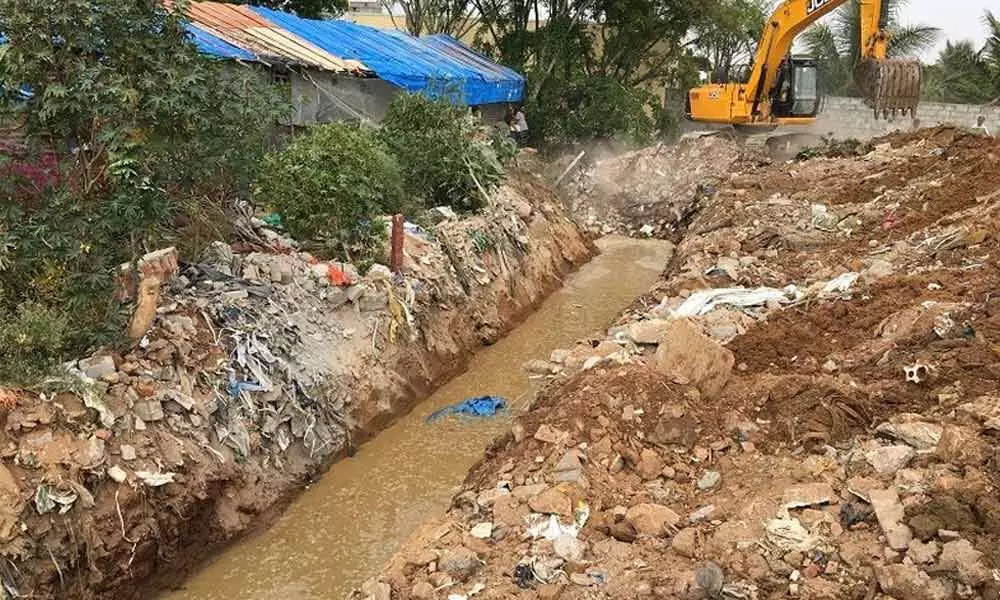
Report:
164,236,670,600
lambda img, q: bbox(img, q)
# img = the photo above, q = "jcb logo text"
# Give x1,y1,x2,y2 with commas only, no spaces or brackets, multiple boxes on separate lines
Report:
807,0,831,13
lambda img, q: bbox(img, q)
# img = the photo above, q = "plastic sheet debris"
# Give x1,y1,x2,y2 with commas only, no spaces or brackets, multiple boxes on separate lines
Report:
821,272,859,295
525,500,590,540
135,471,176,487
426,396,507,423
226,374,266,398
673,286,797,317
765,516,821,551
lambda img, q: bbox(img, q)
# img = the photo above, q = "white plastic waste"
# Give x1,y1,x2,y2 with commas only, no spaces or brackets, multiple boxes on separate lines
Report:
672,286,798,317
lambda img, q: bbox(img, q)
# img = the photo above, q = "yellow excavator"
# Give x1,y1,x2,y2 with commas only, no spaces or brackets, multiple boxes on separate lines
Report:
687,0,922,130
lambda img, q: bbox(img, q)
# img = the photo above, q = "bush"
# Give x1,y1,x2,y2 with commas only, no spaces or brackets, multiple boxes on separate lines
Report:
380,94,507,212
0,302,71,385
257,123,404,261
0,0,289,384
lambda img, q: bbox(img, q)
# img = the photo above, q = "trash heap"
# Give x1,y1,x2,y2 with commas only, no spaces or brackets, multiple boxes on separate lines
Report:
567,136,753,239
0,169,594,600
357,127,1000,600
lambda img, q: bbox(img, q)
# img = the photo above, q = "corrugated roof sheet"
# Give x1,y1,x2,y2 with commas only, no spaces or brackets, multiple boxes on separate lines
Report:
186,2,367,73
252,7,525,105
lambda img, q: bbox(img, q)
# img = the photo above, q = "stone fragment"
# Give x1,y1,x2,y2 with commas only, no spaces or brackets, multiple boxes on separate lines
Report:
697,471,721,490
627,319,671,345
876,564,954,600
529,487,571,516
935,425,989,465
671,527,698,558
107,465,127,483
782,482,836,509
132,399,164,422
360,580,391,600
876,421,942,450
79,355,116,380
625,503,680,537
869,488,912,551
470,522,493,539
533,424,567,444
906,539,939,565
653,319,734,399
938,539,990,586
635,449,664,481
553,535,585,561
865,445,915,475
553,451,584,483
411,581,435,599
438,548,479,581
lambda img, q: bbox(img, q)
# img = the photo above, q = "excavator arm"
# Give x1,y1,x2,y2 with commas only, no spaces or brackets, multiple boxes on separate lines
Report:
688,0,921,127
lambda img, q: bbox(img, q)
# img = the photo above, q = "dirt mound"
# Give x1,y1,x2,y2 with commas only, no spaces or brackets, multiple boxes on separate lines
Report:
358,129,1000,600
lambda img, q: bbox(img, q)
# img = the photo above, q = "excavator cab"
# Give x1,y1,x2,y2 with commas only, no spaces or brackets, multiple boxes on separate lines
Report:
770,56,821,119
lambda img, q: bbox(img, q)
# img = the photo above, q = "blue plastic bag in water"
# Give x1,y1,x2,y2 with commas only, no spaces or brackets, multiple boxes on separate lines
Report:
426,396,507,423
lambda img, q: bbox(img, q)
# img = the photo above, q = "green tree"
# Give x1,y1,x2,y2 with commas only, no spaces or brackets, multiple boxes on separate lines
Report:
692,0,769,82
233,0,347,18
802,0,939,95
0,0,288,381
923,40,994,104
985,10,1000,101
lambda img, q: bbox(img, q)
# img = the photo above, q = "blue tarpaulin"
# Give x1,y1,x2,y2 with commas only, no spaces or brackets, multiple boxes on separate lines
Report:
251,7,524,105
426,396,507,422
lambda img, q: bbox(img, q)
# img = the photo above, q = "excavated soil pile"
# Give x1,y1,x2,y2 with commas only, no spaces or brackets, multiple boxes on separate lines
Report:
0,169,594,600
360,128,1000,600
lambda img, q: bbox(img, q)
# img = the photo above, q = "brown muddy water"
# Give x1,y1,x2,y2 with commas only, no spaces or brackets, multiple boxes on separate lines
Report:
163,236,670,600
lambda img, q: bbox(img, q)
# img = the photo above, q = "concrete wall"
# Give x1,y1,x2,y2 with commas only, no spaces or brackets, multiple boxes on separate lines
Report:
664,88,1000,140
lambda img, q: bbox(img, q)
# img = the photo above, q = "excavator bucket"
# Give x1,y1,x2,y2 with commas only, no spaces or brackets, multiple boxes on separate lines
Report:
855,58,922,119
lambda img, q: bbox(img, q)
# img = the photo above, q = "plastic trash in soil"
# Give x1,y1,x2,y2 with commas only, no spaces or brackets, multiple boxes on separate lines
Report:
426,396,508,423
525,500,591,540
672,286,799,317
821,272,859,295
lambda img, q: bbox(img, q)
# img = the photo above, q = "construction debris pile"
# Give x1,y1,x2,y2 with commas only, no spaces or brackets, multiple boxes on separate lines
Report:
0,171,593,600
358,127,1000,600
567,136,751,239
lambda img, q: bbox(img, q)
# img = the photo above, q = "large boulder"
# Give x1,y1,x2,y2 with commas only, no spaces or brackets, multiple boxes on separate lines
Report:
652,319,734,399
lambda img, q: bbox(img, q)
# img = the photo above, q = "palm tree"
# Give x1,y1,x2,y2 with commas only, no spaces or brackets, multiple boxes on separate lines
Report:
984,10,1000,102
802,0,940,95
923,41,993,104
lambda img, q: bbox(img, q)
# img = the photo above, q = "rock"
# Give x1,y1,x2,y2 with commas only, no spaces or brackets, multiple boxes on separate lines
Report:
553,534,585,561
608,520,637,543
569,573,593,587
361,580,391,600
438,547,479,581
869,487,912,551
513,199,533,219
672,527,698,558
936,425,988,465
132,399,165,422
549,349,571,364
366,264,392,282
120,444,137,461
107,465,127,483
653,319,734,400
411,581,435,599
269,262,292,284
553,451,584,483
694,562,725,598
470,522,493,539
358,291,388,312
876,564,954,600
782,482,836,508
529,487,571,516
876,421,942,450
862,259,895,283
688,505,715,524
626,503,680,537
865,445,915,475
537,584,564,599
524,359,558,375
697,471,721,490
79,355,116,380
907,539,939,564
534,424,568,444
938,539,990,586
635,449,664,481
628,319,671,345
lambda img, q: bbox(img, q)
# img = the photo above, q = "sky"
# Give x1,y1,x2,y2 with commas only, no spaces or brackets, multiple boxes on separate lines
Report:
896,0,992,60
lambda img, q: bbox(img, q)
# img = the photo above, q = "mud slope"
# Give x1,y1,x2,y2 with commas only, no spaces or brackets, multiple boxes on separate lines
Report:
0,169,594,599
360,128,1000,600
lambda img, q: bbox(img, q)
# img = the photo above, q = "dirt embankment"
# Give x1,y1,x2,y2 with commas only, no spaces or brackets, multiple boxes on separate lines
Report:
361,128,1000,600
0,169,595,599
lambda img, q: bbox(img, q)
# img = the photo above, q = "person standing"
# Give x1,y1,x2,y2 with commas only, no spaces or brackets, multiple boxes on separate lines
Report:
513,106,529,146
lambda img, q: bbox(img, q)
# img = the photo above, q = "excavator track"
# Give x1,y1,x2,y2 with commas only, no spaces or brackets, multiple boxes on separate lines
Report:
855,58,922,119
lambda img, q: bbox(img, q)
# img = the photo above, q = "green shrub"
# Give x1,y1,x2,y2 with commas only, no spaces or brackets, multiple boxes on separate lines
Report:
0,302,71,385
380,94,507,212
257,123,404,261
